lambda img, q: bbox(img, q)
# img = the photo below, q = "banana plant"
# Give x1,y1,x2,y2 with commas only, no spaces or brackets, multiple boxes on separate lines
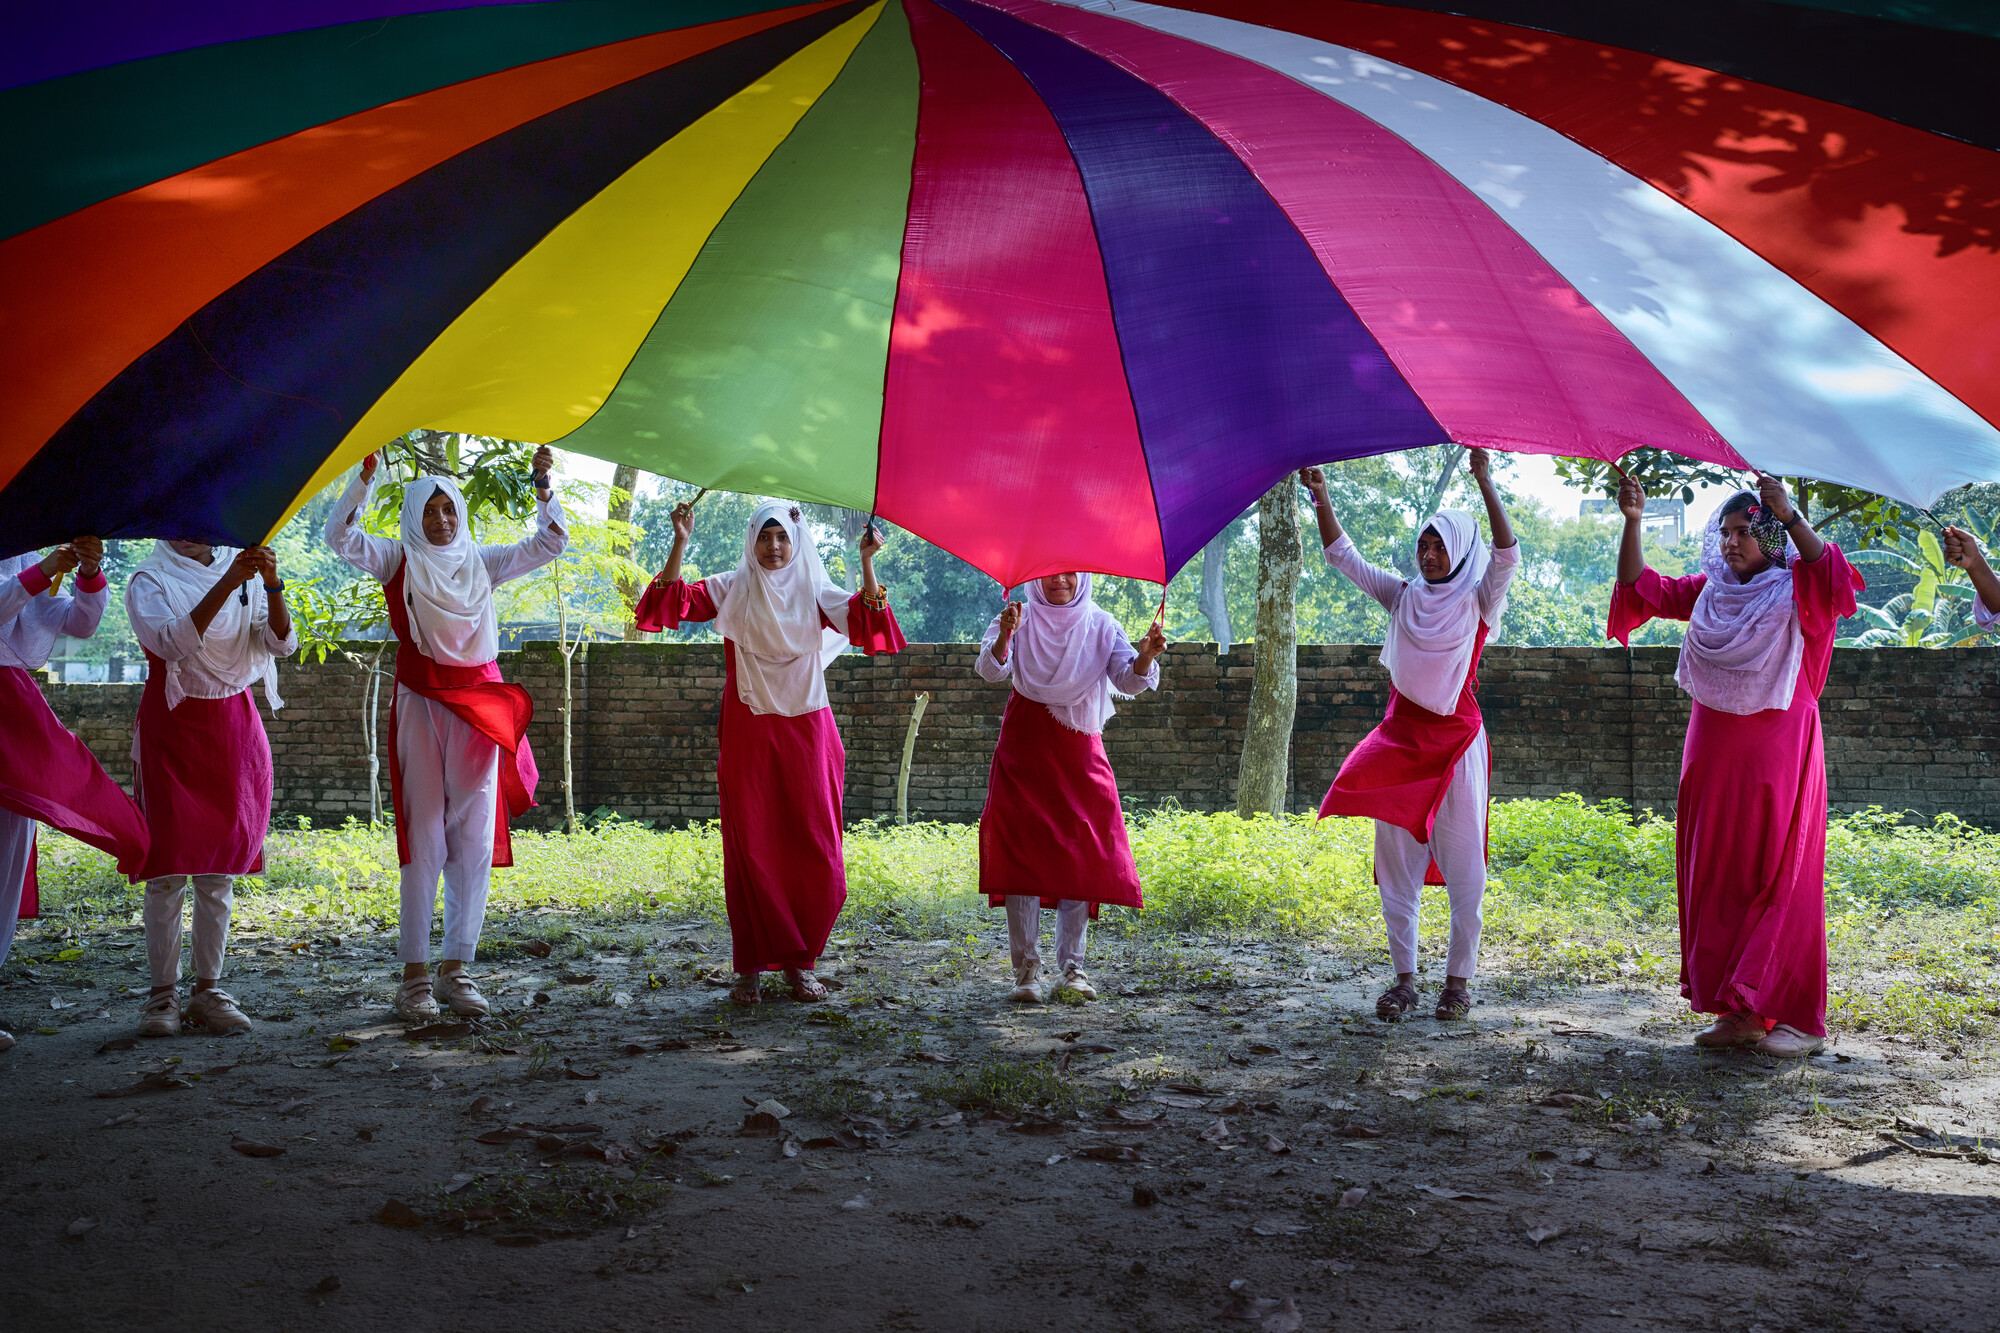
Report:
1844,509,1999,647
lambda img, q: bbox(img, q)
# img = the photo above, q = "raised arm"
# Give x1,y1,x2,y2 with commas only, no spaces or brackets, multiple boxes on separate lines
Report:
1300,466,1344,550
1944,525,2000,623
484,445,568,586
1757,472,1825,565
324,453,402,582
1467,448,1515,551
977,601,1022,681
54,537,108,638
1615,473,1648,584
1110,620,1165,695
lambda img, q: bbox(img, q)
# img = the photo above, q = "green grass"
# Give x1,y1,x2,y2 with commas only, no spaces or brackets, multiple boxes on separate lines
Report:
21,796,2000,1047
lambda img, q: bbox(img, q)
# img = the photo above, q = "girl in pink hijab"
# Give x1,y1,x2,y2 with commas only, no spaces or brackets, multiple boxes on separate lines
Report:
976,572,1166,1003
1609,472,1861,1058
1306,449,1518,1022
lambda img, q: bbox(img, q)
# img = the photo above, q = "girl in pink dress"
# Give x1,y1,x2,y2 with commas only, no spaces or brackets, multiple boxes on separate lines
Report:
636,500,904,1006
1306,450,1518,1021
1608,473,1862,1058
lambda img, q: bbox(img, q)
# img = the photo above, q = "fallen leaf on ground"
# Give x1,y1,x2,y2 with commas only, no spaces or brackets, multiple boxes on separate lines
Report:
475,1128,538,1145
404,1023,469,1043
66,1217,98,1237
314,1275,341,1294
840,1191,871,1210
526,1121,603,1135
1245,1043,1280,1056
931,1112,963,1128
1537,1093,1599,1107
561,1062,600,1081
1389,1089,1424,1102
657,1038,692,1051
1132,1184,1157,1207
95,1071,191,1099
1212,1099,1250,1115
1011,1120,1068,1137
1161,1082,1207,1094
802,1131,865,1151
739,1112,784,1138
905,1051,955,1064
1067,1043,1117,1054
1337,1187,1367,1209
1261,1295,1303,1333
467,1095,500,1117
324,1037,358,1053
1263,1134,1290,1154
520,940,553,958
1110,1106,1163,1122
96,1038,137,1054
444,1173,486,1194
1250,1218,1307,1236
752,1099,790,1119
231,1136,286,1158
1044,1153,1067,1166
375,1199,424,1228
276,1098,309,1115
781,1135,802,1158
1216,1293,1282,1321
1152,1093,1206,1110
1200,1118,1232,1143
1526,1224,1564,1247
1337,1124,1385,1139
1077,1144,1145,1162
100,1111,140,1128
1413,1185,1495,1202
618,1043,646,1058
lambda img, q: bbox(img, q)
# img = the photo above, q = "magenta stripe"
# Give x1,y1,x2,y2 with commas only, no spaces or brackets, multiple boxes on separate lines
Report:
987,0,1743,469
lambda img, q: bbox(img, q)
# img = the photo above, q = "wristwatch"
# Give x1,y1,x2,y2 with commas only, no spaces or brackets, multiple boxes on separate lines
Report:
263,579,286,591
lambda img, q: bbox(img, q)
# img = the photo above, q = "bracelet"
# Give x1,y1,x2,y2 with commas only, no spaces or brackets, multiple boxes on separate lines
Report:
861,584,889,611
263,579,285,592
1781,513,1806,528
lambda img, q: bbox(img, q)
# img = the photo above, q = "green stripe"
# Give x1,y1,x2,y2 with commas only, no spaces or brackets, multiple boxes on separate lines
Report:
559,0,915,510
2,1,800,239
1770,0,2000,38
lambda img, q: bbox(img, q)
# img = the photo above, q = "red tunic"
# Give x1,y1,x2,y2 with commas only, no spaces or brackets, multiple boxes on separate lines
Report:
980,693,1142,914
129,655,272,881
1319,623,1491,856
0,664,150,913
1608,546,1862,1036
634,577,905,972
383,564,539,869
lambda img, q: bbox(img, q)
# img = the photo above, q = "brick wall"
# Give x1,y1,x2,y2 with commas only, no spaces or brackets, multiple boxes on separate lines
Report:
35,642,2000,829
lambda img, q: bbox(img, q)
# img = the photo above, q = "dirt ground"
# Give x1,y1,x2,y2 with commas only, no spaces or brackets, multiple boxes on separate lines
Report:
3,920,1996,1333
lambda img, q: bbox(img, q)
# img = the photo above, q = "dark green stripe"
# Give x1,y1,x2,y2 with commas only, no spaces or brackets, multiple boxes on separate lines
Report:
1,0,798,239
1770,0,2000,39
560,0,917,509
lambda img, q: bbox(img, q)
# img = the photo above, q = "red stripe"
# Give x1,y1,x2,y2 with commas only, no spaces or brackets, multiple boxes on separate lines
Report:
1156,0,2000,428
878,0,1163,587
0,1,845,489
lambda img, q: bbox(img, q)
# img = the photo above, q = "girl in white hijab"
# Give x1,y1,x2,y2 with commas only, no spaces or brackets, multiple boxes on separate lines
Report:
976,572,1166,1003
637,496,905,1006
326,445,567,1023
1306,449,1519,1023
125,539,296,1039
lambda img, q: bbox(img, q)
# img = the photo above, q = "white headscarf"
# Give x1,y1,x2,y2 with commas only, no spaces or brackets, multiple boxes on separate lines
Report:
1676,499,1803,715
1378,509,1498,716
129,541,284,710
398,475,497,667
710,501,850,717
981,573,1131,735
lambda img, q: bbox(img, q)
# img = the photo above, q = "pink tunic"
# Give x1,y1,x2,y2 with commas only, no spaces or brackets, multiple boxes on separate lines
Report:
634,578,905,973
1608,546,1862,1036
0,664,150,906
979,693,1143,914
129,654,271,880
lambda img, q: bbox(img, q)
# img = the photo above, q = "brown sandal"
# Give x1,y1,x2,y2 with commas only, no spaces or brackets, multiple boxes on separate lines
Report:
1375,983,1420,1021
1434,986,1472,1021
729,975,762,1007
786,971,827,1003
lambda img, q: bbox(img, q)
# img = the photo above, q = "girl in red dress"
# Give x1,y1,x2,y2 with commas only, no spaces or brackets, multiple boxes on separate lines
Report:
976,573,1166,1003
1609,472,1861,1058
636,500,905,1006
1305,450,1518,1021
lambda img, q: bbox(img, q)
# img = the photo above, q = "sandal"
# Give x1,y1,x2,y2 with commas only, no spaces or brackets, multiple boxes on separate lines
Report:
1434,986,1472,1021
1374,983,1419,1021
786,970,827,1003
729,975,762,1007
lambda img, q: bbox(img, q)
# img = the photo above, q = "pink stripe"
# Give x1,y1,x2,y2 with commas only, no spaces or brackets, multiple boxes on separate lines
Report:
880,0,1165,588
986,0,1744,469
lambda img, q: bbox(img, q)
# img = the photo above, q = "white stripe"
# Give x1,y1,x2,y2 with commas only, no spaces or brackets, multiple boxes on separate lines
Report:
1047,0,2000,507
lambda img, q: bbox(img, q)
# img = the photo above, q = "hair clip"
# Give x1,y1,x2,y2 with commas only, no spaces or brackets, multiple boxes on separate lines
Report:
788,505,802,523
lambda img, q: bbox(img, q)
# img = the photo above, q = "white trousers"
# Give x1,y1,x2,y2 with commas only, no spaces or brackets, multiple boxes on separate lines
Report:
145,874,233,987
1006,896,1089,973
1374,728,1489,980
396,688,500,965
0,807,32,970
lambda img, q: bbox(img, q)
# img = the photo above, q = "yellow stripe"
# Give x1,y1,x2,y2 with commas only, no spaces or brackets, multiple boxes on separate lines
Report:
267,1,884,539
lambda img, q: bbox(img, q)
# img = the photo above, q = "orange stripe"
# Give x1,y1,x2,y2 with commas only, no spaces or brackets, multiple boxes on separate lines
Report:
0,0,843,487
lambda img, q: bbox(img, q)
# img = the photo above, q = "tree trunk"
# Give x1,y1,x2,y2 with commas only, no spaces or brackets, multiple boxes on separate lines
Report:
1199,530,1233,653
1235,478,1301,818
609,464,643,639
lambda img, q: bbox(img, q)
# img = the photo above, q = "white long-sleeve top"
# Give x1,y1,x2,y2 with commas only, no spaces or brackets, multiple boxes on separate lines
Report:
0,553,107,670
323,472,569,591
974,631,1161,696
1324,534,1520,626
126,567,299,700
1974,595,1998,630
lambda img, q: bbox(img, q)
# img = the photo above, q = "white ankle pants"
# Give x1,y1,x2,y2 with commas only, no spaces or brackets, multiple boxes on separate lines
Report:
0,807,32,969
145,874,233,987
1006,896,1089,972
1374,728,1488,980
395,689,499,965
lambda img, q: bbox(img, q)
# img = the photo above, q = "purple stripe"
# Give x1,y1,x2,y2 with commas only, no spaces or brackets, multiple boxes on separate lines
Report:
938,0,1444,577
4,2,528,90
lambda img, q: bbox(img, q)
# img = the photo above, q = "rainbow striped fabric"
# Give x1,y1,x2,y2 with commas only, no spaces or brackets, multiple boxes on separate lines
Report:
5,0,1997,584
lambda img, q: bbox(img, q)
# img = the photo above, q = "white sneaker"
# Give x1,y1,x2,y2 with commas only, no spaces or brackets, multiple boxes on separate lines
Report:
1009,963,1045,1004
139,990,182,1038
396,975,441,1022
1055,963,1097,1001
0,1028,16,1052
1753,1023,1824,1058
186,988,252,1035
433,970,490,1017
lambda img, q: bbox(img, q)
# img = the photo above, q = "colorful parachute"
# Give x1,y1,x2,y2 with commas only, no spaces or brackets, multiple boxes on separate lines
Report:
4,0,1997,584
